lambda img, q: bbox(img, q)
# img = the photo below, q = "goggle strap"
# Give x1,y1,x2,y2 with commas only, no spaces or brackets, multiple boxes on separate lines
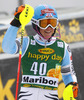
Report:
31,18,38,25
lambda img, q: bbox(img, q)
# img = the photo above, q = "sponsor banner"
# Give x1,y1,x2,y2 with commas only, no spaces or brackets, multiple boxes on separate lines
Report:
57,18,84,43
0,17,84,53
0,28,7,53
0,57,21,100
22,75,58,87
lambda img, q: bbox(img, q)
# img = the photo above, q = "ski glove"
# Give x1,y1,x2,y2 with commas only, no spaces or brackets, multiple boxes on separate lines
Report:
10,5,25,27
63,82,78,100
72,82,78,98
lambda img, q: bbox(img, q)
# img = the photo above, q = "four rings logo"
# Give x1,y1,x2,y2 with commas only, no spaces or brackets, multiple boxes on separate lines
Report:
38,48,54,54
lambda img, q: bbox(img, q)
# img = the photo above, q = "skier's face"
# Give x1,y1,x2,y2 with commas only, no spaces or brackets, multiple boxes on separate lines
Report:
40,26,55,39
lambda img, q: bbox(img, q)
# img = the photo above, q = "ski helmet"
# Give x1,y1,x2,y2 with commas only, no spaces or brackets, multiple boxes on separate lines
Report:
31,4,58,40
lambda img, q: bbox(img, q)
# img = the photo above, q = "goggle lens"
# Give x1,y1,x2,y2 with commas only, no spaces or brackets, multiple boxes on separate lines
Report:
39,19,57,28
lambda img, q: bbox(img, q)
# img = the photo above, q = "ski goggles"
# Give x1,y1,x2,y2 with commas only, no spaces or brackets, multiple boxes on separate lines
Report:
31,18,58,29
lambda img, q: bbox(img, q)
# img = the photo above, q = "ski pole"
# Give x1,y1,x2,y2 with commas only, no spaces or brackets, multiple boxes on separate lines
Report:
15,4,34,100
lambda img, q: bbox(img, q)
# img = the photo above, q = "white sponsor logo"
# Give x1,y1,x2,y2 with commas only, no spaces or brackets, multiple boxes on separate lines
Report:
57,42,63,48
31,39,36,45
22,75,58,87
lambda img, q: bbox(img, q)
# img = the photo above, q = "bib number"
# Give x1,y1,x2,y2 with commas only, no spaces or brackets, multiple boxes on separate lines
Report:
30,62,47,75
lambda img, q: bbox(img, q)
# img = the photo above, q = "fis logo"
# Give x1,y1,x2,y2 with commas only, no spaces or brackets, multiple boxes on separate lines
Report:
30,39,36,45
57,42,63,48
